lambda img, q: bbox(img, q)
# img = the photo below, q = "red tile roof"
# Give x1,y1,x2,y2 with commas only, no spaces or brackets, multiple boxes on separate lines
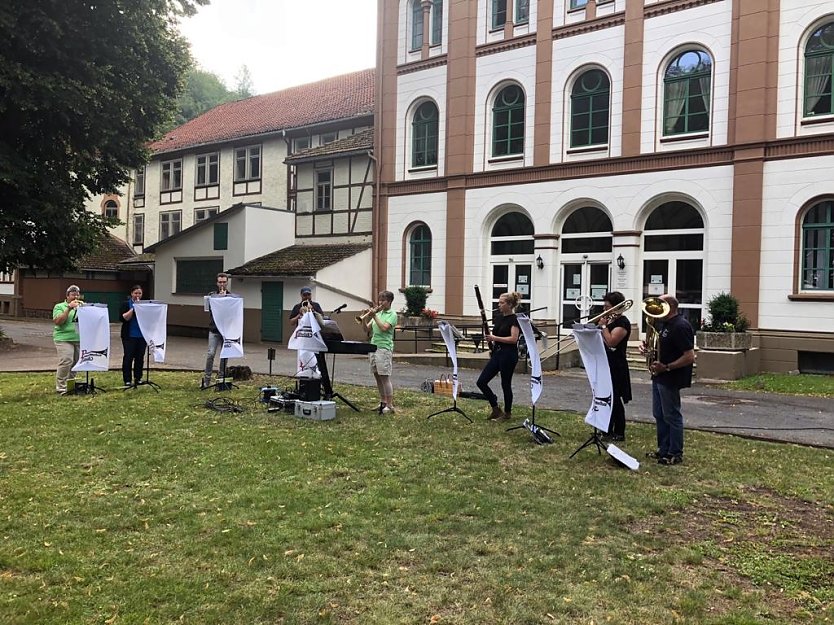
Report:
150,69,375,155
285,128,374,164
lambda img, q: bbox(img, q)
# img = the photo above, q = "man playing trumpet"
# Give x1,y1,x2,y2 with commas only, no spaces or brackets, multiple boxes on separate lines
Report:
289,286,324,328
362,290,398,414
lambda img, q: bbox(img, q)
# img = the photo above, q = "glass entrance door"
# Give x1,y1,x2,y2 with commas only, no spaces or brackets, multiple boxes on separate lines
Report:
492,263,532,315
560,262,610,327
642,258,703,331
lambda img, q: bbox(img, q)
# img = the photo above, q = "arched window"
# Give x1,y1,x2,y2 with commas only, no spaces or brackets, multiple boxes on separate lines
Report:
801,200,834,290
492,84,525,157
804,22,834,117
570,69,610,148
491,212,534,255
412,101,439,167
410,0,423,51
663,49,712,136
409,224,432,286
103,200,119,219
561,207,612,253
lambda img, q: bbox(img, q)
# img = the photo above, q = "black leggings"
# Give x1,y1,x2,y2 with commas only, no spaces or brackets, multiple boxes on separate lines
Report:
122,336,147,384
476,347,518,413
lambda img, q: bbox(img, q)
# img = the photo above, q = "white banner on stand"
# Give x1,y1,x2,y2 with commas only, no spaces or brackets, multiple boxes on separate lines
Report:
133,300,168,363
288,311,328,378
572,324,613,432
517,315,542,406
209,296,244,359
437,322,459,400
72,304,110,372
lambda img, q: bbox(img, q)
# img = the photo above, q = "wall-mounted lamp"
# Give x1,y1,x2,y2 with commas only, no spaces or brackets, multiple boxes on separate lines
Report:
536,255,544,270
616,254,625,270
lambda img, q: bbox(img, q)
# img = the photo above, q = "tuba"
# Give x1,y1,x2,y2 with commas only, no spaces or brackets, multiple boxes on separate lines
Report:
642,297,671,373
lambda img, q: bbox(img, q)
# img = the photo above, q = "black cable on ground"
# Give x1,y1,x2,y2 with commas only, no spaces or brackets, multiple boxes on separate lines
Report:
204,397,245,413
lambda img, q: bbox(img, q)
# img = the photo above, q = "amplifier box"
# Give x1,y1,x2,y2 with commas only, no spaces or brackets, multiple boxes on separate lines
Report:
268,396,296,414
294,400,336,421
297,378,321,402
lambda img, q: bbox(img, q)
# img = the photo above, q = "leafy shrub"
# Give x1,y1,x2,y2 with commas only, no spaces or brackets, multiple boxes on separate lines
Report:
701,292,750,332
402,286,428,317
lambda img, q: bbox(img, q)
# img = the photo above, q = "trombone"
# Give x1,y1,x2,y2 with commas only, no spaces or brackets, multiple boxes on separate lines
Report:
551,299,634,354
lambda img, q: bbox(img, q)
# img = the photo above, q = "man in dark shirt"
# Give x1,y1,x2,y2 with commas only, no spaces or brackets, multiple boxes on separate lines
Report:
289,286,324,328
642,294,696,465
203,272,229,388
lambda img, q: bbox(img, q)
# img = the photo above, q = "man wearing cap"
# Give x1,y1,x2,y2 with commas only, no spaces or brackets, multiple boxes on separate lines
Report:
52,285,82,394
289,286,324,328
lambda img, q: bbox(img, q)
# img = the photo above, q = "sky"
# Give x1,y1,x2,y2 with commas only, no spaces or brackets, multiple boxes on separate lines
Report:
179,0,378,95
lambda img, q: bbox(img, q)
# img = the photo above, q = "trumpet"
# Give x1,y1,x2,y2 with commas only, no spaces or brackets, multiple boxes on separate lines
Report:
642,296,671,373
355,306,381,325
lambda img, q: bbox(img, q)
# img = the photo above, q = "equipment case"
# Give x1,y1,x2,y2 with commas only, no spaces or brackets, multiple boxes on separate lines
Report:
294,400,336,421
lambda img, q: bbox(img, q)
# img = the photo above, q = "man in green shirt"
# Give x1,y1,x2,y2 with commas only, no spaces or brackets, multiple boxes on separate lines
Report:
52,285,82,394
362,290,398,414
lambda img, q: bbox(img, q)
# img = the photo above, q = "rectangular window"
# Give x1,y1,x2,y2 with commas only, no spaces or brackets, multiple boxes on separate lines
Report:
293,137,310,153
195,152,219,187
320,132,337,145
570,0,588,9
132,214,144,246
159,210,182,240
213,223,229,250
176,258,224,294
161,159,182,192
134,166,146,197
515,0,529,24
195,207,219,223
431,0,443,45
491,0,507,29
315,169,332,211
234,145,261,181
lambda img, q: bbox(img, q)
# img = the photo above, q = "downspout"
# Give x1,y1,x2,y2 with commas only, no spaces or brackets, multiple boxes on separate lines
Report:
368,150,380,303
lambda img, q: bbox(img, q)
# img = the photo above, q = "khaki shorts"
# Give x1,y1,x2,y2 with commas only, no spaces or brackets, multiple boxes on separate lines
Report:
369,348,393,376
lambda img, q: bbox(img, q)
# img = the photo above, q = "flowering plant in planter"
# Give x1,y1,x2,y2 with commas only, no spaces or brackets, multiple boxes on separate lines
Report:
700,292,749,333
420,308,439,320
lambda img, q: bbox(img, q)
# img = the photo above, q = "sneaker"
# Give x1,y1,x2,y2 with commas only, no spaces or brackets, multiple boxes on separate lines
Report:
381,406,394,415
658,455,683,466
646,451,663,459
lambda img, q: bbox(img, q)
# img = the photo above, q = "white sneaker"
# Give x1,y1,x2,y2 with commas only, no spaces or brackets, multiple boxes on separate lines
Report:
381,406,394,415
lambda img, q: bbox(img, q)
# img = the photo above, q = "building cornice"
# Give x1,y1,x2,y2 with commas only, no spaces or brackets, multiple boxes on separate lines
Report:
552,13,625,40
644,0,724,20
475,33,537,57
397,55,448,75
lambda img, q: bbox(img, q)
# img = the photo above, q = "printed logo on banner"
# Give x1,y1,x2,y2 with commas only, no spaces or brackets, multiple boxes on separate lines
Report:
80,348,108,363
148,340,165,351
223,337,242,349
593,394,612,411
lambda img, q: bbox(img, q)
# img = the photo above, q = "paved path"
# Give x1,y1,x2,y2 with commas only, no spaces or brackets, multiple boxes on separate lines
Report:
2,318,832,449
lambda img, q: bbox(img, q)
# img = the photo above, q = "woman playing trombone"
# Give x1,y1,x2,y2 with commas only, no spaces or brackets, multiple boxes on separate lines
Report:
597,291,632,441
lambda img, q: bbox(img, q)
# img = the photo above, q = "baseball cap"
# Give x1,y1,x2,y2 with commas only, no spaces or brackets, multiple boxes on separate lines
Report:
300,287,312,294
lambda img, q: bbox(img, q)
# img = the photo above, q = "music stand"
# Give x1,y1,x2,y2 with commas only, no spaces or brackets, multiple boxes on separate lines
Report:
506,406,559,443
426,396,472,422
570,428,606,457
130,345,161,392
71,371,106,395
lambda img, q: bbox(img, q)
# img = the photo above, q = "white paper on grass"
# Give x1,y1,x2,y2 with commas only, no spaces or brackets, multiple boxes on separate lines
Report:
572,324,613,432
517,314,542,406
133,300,168,363
72,304,110,372
606,444,640,471
437,321,459,400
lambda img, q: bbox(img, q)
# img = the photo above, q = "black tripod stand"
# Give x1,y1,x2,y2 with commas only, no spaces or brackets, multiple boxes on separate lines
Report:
570,427,606,458
426,396,472,422
71,371,106,395
202,358,237,392
130,346,161,392
506,406,559,444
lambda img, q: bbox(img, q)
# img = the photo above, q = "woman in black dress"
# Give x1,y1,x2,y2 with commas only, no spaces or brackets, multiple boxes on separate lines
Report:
476,291,521,422
598,291,632,441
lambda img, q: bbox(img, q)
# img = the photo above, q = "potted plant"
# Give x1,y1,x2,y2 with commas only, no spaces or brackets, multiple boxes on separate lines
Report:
401,286,429,325
697,292,751,351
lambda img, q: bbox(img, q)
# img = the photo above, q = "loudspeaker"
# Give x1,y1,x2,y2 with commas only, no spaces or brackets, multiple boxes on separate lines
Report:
297,378,321,402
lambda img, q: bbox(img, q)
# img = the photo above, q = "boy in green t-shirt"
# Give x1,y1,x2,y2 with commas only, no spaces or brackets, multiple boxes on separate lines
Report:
362,290,398,413
52,285,82,394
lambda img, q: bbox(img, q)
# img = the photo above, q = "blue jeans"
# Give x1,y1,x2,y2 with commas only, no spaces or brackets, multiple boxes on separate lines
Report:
204,331,227,382
652,381,684,458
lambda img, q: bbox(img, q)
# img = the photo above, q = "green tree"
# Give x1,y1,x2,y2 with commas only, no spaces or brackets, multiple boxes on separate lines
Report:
168,67,237,130
234,65,255,98
0,0,207,273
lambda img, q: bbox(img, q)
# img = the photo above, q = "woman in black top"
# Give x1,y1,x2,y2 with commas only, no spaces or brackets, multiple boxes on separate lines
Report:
598,291,632,440
476,291,521,422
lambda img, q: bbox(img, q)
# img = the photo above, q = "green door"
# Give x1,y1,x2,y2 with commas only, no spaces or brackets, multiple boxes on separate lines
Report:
261,281,284,342
83,291,125,322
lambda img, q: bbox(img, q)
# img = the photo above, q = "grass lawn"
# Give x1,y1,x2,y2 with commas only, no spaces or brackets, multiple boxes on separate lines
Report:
1,371,831,624
722,373,834,397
